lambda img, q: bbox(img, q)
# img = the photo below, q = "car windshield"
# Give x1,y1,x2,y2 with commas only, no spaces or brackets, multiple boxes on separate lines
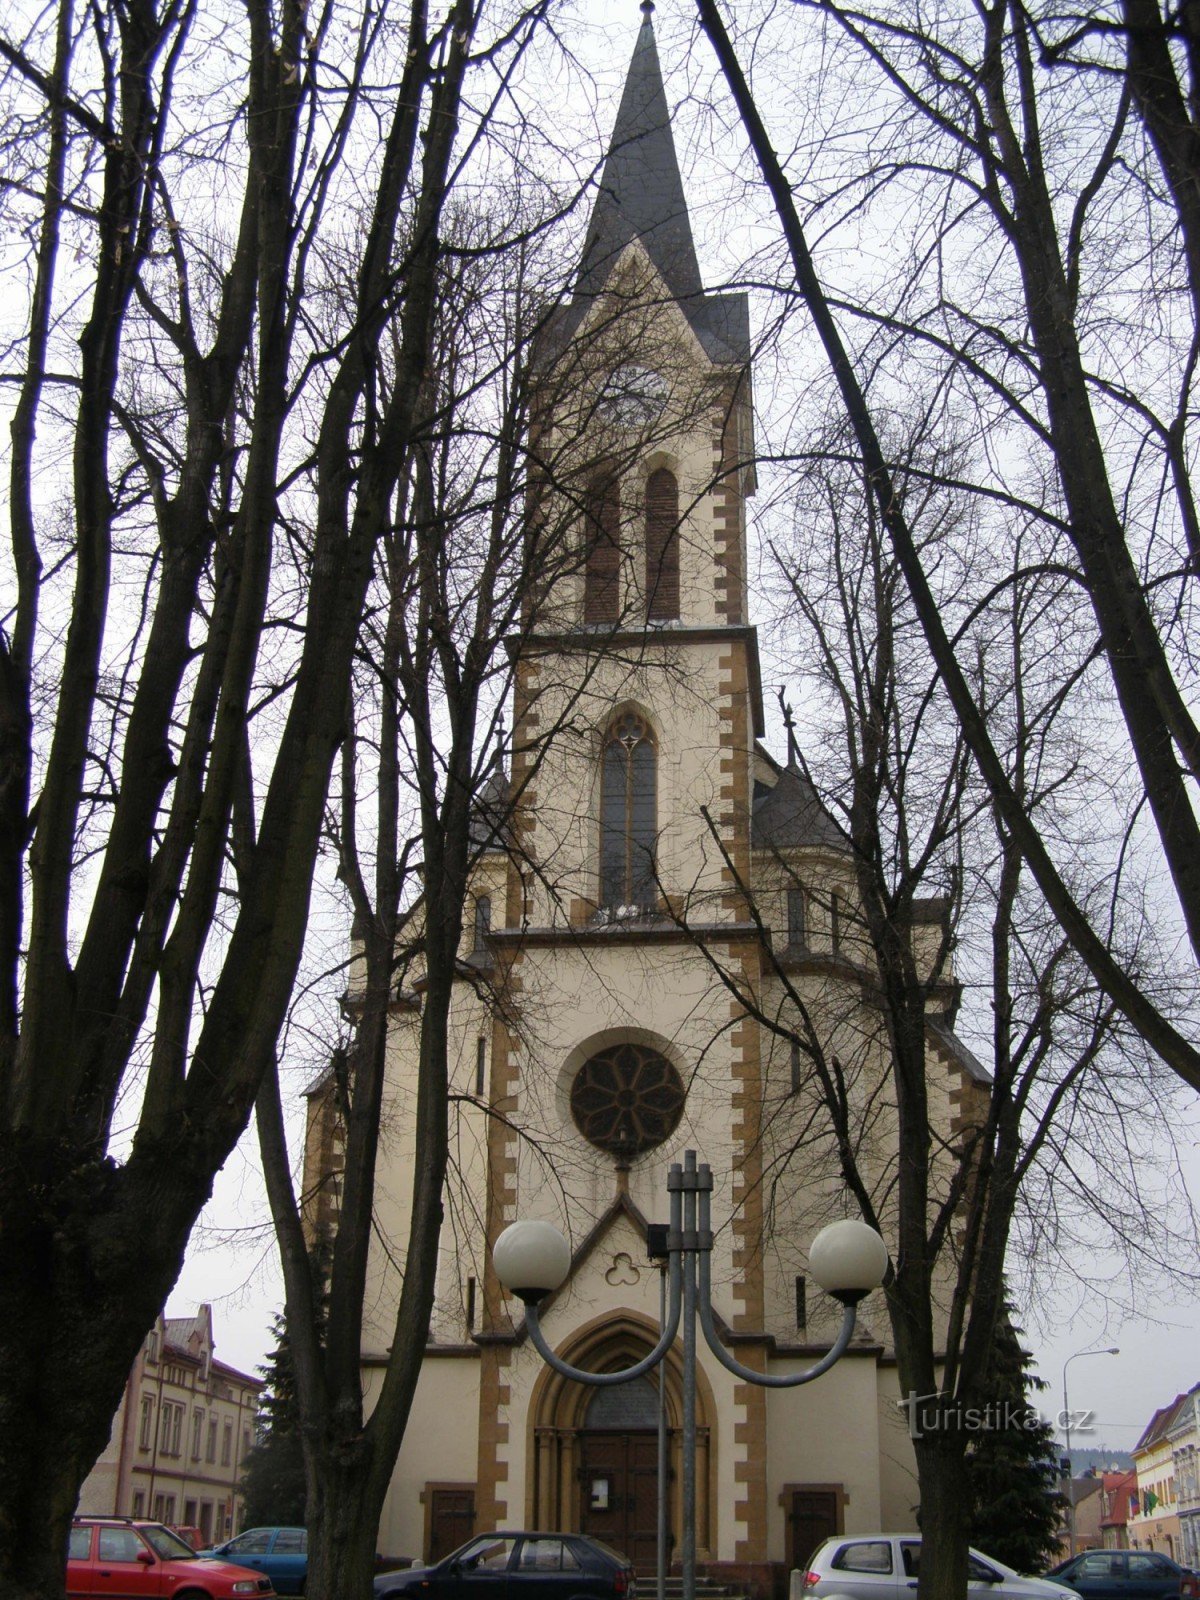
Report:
142,1525,199,1559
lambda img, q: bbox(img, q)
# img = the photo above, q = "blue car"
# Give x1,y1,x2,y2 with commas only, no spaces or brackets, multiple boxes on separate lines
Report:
202,1528,307,1596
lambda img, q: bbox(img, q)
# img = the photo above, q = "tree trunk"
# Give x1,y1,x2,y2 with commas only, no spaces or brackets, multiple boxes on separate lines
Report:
0,1137,205,1600
913,1433,972,1600
305,1451,384,1600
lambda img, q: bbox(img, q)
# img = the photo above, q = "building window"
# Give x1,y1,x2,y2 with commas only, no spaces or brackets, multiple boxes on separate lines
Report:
571,1042,685,1159
787,886,807,946
466,1276,477,1331
474,1036,487,1098
583,474,620,624
599,711,656,909
222,1422,233,1466
192,1409,204,1460
645,467,680,621
132,1493,145,1517
472,895,491,958
139,1396,155,1450
795,1274,807,1332
831,892,842,953
207,1419,217,1462
158,1402,182,1457
184,1499,198,1527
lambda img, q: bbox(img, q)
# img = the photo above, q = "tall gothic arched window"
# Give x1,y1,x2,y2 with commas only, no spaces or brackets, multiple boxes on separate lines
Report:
645,467,680,621
600,711,657,909
583,474,620,624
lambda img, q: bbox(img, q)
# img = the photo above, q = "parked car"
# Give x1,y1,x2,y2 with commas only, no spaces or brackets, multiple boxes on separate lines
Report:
1049,1550,1199,1600
795,1536,1079,1600
373,1532,636,1600
68,1517,276,1600
200,1529,308,1596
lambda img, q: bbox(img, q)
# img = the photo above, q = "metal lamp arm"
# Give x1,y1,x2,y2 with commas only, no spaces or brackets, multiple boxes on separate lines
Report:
523,1254,683,1386
697,1250,857,1387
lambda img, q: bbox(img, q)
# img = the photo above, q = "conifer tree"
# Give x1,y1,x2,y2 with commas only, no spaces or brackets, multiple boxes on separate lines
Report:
965,1310,1067,1572
238,1314,307,1530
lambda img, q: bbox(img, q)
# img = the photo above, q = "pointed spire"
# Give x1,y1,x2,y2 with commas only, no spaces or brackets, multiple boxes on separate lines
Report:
777,686,800,770
576,5,703,303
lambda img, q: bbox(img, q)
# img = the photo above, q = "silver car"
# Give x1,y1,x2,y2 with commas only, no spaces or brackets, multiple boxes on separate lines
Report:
793,1537,1079,1600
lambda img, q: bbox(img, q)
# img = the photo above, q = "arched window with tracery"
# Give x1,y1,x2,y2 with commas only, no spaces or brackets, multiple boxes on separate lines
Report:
600,711,657,909
583,474,620,624
645,467,680,621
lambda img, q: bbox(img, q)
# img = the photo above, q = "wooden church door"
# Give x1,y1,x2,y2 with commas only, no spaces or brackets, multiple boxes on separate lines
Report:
578,1377,663,1573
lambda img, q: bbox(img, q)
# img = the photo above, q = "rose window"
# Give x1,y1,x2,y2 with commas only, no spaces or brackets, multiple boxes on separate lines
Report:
570,1043,685,1158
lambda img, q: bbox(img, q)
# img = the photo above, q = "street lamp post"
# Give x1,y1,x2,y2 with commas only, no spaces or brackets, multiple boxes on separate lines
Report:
493,1151,889,1600
1062,1346,1120,1556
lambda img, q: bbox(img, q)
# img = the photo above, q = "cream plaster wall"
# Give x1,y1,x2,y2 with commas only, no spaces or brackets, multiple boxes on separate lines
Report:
540,243,748,639
876,1365,922,1533
516,640,746,922
354,217,951,1582
765,1355,885,1552
367,1358,482,1560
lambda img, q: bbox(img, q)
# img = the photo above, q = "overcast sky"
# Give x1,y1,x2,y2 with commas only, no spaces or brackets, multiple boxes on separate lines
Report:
170,0,1199,1466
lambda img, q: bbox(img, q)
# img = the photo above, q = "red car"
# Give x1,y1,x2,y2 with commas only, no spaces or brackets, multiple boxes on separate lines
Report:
68,1519,277,1600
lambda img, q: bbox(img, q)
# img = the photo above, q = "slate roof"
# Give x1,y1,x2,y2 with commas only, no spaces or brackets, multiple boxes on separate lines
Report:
1134,1394,1190,1453
539,8,750,368
577,6,702,305
925,1017,992,1085
751,762,848,854
469,759,510,850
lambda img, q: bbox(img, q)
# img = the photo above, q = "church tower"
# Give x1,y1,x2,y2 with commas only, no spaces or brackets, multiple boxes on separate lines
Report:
327,7,972,1588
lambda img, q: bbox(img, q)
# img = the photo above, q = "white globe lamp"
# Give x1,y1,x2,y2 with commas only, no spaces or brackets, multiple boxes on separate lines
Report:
493,1219,572,1304
807,1219,889,1304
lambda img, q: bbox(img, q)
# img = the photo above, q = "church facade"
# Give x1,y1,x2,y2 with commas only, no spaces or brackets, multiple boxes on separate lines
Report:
303,10,987,1593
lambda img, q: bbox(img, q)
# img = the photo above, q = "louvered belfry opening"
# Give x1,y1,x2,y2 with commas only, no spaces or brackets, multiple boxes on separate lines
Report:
644,467,679,620
583,472,621,623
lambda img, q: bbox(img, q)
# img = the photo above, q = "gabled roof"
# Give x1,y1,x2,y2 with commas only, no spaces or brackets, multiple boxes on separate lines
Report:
751,760,848,854
1134,1393,1190,1453
539,8,750,368
577,5,701,305
163,1305,212,1360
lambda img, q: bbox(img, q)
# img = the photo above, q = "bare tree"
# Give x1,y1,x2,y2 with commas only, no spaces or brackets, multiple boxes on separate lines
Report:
671,416,1195,1600
690,0,1200,1090
251,203,731,1598
0,2,555,1594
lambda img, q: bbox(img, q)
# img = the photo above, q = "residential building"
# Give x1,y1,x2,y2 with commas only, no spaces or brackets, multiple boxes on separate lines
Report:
1169,1385,1200,1569
303,8,991,1595
1130,1397,1185,1557
1099,1470,1138,1550
77,1304,260,1544
1070,1475,1105,1552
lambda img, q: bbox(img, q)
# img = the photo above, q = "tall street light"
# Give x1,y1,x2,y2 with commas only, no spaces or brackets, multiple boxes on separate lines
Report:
493,1150,890,1600
1062,1345,1120,1555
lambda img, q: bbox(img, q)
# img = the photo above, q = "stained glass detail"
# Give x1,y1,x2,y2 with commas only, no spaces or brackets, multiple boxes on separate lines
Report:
599,713,656,909
570,1042,684,1156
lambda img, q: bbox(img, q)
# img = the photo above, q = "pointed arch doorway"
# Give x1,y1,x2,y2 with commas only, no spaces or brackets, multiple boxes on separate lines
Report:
527,1313,714,1576
578,1378,660,1569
